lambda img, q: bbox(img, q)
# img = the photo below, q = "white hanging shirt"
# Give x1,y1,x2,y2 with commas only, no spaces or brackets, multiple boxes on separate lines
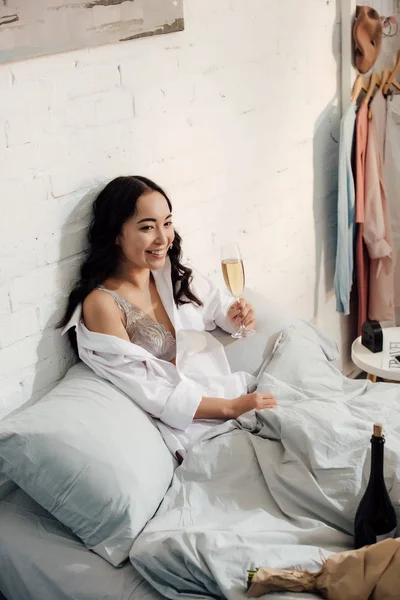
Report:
62,259,255,459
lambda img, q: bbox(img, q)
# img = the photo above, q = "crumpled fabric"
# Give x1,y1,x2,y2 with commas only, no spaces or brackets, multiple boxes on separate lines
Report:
248,538,400,599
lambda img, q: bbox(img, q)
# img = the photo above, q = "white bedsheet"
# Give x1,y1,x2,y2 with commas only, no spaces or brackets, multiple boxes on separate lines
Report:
0,488,164,600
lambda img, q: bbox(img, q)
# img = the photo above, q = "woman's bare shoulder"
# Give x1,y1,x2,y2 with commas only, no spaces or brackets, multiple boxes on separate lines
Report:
83,289,129,340
83,288,118,313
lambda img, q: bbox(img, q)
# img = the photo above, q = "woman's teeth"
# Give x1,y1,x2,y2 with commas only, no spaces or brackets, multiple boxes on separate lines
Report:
147,250,164,256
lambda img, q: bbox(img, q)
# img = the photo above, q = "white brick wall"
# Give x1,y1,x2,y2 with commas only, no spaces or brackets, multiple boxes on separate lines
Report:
0,0,354,416
0,308,40,349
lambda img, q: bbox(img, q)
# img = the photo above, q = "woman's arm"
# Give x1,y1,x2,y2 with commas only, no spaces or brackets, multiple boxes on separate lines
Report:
83,290,130,341
80,290,275,427
190,269,256,333
194,397,232,419
79,293,214,430
195,393,276,420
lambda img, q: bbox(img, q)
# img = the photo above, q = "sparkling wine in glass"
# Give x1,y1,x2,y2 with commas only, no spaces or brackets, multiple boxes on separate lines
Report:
221,243,255,339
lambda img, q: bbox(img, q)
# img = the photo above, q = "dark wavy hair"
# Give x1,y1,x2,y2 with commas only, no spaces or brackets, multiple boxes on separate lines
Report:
59,175,203,354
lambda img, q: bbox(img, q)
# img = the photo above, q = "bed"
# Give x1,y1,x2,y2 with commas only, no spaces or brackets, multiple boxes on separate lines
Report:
0,488,163,600
0,290,399,600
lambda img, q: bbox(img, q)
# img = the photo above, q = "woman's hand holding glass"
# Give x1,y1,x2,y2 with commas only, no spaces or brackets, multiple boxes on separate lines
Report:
227,298,256,332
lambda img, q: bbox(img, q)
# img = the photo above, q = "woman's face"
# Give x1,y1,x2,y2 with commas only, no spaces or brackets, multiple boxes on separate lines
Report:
117,191,175,271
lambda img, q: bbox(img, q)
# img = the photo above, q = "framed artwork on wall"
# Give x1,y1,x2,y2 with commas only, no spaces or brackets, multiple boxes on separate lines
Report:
0,0,184,64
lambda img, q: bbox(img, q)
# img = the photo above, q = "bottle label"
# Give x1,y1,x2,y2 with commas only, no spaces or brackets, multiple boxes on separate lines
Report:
376,527,397,542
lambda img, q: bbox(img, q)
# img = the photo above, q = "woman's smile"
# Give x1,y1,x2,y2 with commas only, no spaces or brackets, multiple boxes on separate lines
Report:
146,248,167,259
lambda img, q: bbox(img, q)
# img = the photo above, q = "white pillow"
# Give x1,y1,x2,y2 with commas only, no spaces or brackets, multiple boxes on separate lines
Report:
0,363,176,567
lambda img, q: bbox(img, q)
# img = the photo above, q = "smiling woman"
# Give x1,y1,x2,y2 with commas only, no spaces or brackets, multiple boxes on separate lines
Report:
115,194,175,270
59,175,273,461
59,175,203,356
81,184,180,351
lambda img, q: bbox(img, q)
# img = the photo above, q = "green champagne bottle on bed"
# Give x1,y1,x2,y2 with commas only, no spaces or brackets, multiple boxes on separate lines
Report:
354,424,397,549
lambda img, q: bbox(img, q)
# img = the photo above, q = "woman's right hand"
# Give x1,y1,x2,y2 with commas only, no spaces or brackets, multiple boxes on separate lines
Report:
229,392,277,418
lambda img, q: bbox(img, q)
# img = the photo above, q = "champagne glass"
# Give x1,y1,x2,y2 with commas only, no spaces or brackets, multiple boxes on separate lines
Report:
221,243,255,339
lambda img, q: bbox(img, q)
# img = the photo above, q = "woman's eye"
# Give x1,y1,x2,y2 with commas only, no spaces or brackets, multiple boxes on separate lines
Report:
140,222,172,231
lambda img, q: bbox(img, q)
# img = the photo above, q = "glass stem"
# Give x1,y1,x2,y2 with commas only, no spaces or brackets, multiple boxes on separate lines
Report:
236,296,243,334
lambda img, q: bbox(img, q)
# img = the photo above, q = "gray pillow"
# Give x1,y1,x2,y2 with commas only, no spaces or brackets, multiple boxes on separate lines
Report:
0,363,176,567
214,289,339,377
258,323,343,396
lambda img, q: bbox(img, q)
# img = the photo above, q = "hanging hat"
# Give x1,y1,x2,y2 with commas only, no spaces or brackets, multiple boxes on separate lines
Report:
353,5,383,74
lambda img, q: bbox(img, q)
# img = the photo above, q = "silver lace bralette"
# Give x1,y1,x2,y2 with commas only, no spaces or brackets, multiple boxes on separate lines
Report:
97,286,176,362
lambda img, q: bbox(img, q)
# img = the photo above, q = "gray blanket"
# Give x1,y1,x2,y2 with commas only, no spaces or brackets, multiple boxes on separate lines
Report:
130,327,400,599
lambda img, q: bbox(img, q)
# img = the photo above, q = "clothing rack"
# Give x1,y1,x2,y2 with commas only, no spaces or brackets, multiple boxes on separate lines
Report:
334,37,400,331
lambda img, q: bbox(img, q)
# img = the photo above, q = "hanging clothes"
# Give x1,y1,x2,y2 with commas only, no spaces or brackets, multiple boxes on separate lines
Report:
355,103,370,335
363,90,395,322
334,103,357,315
384,94,400,324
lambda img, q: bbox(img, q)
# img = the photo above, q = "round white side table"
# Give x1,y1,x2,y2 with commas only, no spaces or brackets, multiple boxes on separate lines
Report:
351,327,400,383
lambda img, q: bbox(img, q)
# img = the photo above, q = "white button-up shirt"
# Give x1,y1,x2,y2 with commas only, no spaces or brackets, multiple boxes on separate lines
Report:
63,259,255,458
